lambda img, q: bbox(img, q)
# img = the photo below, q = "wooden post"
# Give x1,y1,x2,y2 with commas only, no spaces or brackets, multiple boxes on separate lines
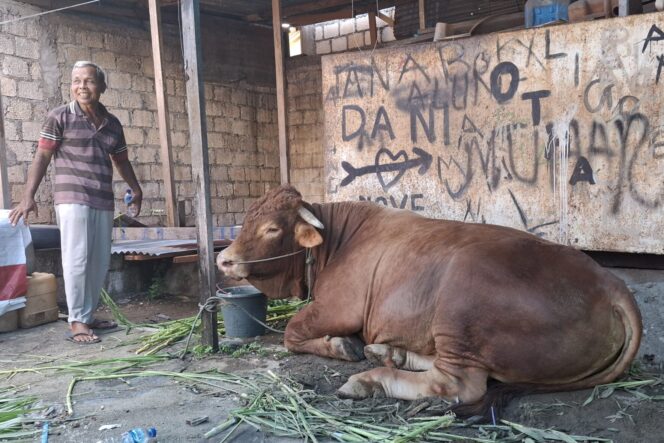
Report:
369,10,377,46
148,0,179,227
618,0,642,16
419,0,426,31
604,0,613,17
180,0,218,351
0,94,9,209
272,0,289,184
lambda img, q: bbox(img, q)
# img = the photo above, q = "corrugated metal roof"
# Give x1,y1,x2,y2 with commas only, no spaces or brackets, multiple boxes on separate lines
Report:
394,0,525,38
111,226,238,257
111,239,203,256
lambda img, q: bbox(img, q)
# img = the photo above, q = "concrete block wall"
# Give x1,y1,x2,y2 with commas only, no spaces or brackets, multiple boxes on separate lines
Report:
307,8,396,56
286,55,324,203
1,0,280,228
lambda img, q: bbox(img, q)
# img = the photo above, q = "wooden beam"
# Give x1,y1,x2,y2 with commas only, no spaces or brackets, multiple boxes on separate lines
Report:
148,0,179,227
282,0,352,18
286,5,378,27
180,0,218,351
377,11,394,27
369,10,377,46
173,251,221,264
272,0,289,184
0,94,9,209
604,0,613,17
419,0,426,31
286,8,356,26
618,0,627,15
618,0,643,16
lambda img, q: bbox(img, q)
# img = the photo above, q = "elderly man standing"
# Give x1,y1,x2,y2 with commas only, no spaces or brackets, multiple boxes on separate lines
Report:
9,61,142,344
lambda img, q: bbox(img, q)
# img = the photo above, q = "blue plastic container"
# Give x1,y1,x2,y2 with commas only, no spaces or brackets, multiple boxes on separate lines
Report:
525,0,569,28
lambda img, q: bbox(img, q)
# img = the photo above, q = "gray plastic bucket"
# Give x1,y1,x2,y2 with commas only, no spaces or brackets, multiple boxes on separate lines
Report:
217,286,267,338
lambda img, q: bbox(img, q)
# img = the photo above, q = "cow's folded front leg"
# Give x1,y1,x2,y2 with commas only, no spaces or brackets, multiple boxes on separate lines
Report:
337,365,488,403
364,344,435,371
284,303,365,361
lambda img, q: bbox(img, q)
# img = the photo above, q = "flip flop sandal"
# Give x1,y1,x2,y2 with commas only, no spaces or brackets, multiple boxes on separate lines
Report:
65,331,101,344
90,319,119,330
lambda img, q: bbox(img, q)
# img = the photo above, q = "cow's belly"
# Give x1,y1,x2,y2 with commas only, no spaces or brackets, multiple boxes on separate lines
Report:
360,271,626,385
362,289,438,355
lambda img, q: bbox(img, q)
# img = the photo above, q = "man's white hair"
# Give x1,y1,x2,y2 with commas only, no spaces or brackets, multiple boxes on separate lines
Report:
72,61,106,87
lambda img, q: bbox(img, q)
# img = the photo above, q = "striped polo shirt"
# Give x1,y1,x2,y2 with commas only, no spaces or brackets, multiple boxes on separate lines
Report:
38,101,128,211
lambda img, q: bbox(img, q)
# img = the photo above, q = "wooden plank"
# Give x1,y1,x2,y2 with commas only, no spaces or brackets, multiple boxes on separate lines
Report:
618,0,642,16
282,0,352,18
604,0,613,17
618,0,627,15
252,0,397,22
286,8,357,26
124,252,183,261
173,251,221,264
369,10,377,46
0,94,10,209
418,0,426,31
148,0,179,227
180,0,218,351
173,254,199,264
377,11,394,27
272,0,289,184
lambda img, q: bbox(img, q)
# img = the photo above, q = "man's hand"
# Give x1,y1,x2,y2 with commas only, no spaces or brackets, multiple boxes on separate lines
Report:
130,190,143,217
9,147,53,226
8,197,38,226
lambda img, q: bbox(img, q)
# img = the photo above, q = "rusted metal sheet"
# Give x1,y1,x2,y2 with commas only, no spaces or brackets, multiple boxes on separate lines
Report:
322,14,664,254
111,226,242,241
111,239,231,257
394,0,524,38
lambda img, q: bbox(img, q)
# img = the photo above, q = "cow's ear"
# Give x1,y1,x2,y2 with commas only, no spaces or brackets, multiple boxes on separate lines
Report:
294,222,323,248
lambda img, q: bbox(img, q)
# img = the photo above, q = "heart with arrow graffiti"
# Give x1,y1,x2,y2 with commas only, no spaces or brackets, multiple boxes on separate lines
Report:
339,147,433,189
375,148,408,190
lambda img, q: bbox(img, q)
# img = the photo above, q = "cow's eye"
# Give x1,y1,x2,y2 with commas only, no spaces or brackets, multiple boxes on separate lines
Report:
266,227,281,235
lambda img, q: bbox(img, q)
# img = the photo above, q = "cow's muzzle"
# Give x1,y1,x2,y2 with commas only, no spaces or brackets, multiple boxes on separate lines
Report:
216,250,248,279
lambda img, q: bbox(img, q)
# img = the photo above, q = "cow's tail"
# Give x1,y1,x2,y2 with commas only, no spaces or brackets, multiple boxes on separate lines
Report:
452,298,642,421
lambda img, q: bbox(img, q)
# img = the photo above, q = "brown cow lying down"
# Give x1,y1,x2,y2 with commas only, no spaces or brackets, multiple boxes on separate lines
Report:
218,185,642,415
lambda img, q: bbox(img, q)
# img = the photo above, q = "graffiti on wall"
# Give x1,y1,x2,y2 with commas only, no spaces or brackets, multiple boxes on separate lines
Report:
322,15,664,253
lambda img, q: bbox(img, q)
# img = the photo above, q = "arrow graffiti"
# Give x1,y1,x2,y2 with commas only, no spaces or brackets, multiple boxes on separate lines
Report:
340,147,433,190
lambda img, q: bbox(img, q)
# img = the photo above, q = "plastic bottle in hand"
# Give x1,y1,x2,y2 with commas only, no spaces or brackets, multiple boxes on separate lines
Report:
123,189,138,218
121,427,157,442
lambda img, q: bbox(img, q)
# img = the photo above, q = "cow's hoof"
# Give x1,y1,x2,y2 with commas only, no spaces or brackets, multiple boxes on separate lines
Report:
337,376,385,400
329,336,366,361
364,344,406,368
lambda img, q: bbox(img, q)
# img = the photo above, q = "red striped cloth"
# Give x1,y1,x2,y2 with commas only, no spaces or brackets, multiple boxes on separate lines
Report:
0,211,30,304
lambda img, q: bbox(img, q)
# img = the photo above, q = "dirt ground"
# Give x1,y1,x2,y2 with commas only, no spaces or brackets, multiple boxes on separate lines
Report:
1,267,663,442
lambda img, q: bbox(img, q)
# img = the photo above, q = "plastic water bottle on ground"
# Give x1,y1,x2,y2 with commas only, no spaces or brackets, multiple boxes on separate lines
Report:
121,427,157,443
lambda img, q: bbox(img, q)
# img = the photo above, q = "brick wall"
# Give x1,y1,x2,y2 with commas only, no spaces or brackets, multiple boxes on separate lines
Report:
0,0,279,227
305,9,396,56
286,55,324,203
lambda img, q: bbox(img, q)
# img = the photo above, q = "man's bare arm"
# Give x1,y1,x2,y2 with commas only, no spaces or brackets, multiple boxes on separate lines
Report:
9,148,53,225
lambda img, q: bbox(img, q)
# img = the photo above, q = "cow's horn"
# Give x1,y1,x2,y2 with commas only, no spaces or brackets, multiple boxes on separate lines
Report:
298,207,324,229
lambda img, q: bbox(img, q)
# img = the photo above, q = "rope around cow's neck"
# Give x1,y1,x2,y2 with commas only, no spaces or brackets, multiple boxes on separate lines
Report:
229,248,305,264
180,248,315,358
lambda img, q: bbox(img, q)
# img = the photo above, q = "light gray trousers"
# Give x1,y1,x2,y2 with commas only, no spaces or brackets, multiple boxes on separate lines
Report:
55,204,113,325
